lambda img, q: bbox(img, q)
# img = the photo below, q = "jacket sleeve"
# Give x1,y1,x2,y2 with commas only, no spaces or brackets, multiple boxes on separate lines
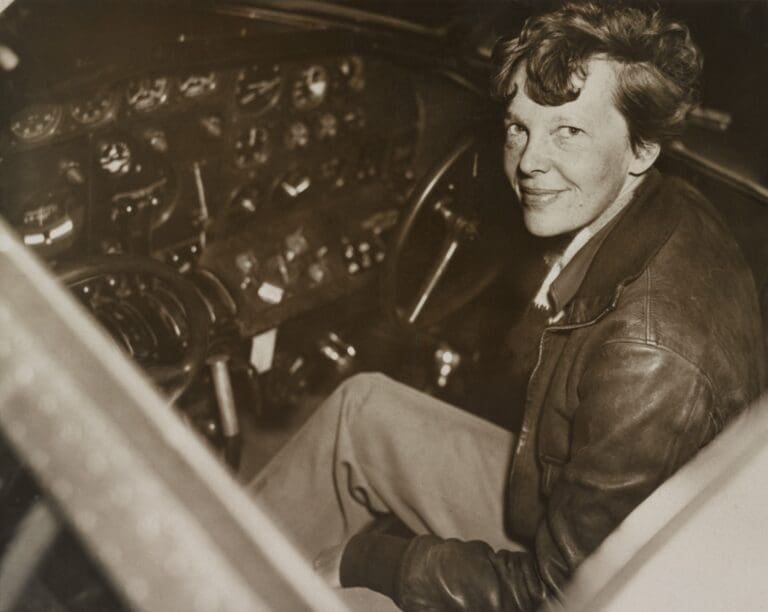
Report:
350,341,718,612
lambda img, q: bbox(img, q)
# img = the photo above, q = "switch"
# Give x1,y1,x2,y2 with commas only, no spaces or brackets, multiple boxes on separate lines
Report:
308,261,327,285
257,281,284,305
285,227,309,258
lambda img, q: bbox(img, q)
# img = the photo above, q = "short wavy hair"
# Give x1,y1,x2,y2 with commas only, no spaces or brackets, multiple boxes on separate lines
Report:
491,2,703,151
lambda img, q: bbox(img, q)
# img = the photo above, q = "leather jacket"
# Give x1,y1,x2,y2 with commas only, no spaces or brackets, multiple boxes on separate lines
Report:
393,170,765,611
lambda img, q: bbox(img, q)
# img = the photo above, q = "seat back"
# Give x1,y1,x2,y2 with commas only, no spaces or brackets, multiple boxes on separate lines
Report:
658,153,768,359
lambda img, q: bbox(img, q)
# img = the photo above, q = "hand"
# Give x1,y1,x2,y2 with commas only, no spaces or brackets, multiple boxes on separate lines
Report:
313,543,346,589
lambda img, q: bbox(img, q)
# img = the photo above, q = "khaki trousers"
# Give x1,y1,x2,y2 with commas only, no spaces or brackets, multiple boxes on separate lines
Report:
249,373,520,607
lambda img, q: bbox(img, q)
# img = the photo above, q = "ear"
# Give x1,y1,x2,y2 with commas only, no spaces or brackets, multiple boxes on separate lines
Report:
629,141,661,175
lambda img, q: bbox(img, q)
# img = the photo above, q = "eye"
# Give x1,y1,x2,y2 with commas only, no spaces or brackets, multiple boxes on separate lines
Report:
505,122,526,140
558,126,584,138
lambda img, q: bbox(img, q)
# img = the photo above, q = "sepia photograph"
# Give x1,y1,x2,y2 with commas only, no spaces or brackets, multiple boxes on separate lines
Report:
0,1,767,610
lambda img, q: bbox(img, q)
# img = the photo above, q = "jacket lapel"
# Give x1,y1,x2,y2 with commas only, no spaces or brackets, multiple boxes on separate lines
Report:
567,169,682,325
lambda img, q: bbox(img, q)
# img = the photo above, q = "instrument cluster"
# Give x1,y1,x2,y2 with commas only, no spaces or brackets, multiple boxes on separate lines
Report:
2,53,419,263
5,55,369,148
7,71,221,146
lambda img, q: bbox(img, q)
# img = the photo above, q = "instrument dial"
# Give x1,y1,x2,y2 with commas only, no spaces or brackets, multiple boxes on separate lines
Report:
284,121,310,150
236,64,282,115
70,89,118,126
126,77,170,112
292,65,329,111
23,202,63,230
235,125,270,167
98,140,132,176
316,113,338,140
338,56,365,91
178,72,218,98
18,189,81,251
10,104,63,143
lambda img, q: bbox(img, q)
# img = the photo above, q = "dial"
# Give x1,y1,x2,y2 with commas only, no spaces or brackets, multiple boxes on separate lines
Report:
284,121,310,150
98,140,132,176
315,112,338,140
126,77,170,112
70,89,118,126
10,104,63,143
234,125,270,167
18,188,81,251
178,71,218,98
23,202,64,230
236,64,282,115
337,55,365,91
292,65,329,111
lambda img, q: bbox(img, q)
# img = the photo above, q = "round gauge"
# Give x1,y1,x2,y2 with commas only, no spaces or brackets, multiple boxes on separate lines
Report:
234,125,270,167
22,202,64,230
10,104,63,143
236,64,282,115
98,140,132,176
292,65,329,111
316,113,338,140
284,121,309,150
178,71,218,98
125,77,170,112
16,187,83,253
70,89,118,126
338,56,365,91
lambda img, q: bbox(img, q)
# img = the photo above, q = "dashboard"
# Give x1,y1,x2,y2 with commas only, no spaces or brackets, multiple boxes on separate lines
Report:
0,45,477,334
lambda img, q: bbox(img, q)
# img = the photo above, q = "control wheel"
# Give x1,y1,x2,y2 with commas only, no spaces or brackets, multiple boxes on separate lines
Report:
59,254,209,402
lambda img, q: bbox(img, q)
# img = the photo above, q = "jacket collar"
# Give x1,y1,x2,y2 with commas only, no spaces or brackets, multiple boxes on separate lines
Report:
563,168,681,325
548,199,627,315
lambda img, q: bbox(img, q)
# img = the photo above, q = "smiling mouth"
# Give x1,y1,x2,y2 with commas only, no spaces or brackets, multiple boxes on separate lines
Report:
520,187,566,207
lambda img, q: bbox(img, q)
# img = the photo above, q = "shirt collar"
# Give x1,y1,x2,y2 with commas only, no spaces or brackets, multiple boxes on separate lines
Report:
536,174,649,315
548,203,629,313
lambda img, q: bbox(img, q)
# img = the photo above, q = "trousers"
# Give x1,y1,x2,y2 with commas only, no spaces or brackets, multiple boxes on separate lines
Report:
249,373,520,607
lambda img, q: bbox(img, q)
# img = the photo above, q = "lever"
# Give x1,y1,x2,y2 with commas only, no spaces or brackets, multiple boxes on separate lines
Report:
207,354,242,471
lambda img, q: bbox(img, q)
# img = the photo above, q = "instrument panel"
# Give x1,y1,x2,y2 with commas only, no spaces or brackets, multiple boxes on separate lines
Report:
1,53,421,329
4,55,376,148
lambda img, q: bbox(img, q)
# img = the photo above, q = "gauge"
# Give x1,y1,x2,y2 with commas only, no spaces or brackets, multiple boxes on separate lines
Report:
236,64,282,115
125,77,170,112
235,125,270,167
292,65,329,111
178,71,218,98
23,202,63,230
315,113,338,140
70,89,118,126
337,55,365,91
17,187,82,252
284,121,309,150
10,104,63,143
98,140,132,176
199,114,224,138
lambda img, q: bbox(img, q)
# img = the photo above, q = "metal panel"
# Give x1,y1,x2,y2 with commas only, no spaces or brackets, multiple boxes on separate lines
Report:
0,218,350,612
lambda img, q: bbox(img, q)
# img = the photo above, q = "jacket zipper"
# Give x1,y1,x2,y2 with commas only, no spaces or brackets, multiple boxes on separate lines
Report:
508,303,618,534
525,305,617,393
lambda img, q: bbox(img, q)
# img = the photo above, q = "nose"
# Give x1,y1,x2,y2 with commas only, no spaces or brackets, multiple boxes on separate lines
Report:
517,132,551,176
